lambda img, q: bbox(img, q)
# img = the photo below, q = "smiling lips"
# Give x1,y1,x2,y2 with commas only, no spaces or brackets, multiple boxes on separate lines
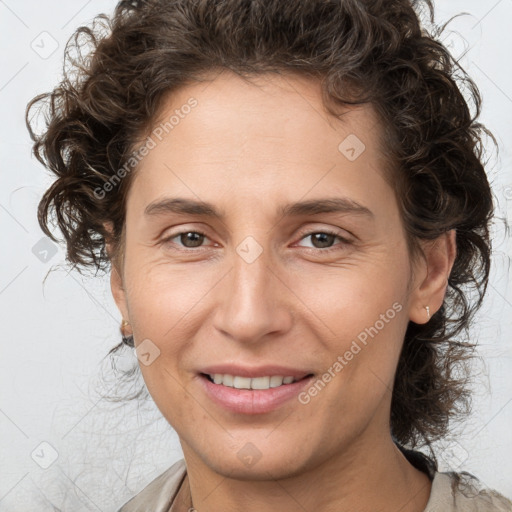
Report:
198,366,314,414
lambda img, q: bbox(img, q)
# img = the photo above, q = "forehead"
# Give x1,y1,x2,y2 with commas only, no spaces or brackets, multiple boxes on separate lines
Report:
148,70,383,159
127,70,393,216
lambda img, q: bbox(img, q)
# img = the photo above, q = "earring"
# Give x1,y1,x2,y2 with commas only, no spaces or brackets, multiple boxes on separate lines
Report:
120,319,134,347
425,306,430,320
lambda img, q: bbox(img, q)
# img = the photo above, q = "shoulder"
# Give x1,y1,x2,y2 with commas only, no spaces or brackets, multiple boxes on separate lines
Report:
116,459,187,512
425,470,512,512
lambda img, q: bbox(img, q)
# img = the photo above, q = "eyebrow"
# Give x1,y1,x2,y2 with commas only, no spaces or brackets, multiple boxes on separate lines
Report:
144,197,374,220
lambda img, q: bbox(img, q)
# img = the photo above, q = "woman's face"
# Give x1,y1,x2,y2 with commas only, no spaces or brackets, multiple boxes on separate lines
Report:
111,70,438,479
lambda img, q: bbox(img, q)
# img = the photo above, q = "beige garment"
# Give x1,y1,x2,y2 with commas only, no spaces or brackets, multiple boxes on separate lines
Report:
116,458,512,512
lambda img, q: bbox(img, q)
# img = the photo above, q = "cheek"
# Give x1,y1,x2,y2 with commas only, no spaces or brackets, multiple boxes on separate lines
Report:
121,256,223,405
124,254,220,338
296,253,410,391
297,255,408,336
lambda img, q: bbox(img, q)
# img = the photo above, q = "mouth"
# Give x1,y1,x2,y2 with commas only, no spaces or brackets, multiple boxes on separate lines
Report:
201,373,312,390
197,370,315,414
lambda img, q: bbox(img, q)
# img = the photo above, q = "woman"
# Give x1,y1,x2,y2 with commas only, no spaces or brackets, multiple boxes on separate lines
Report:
26,0,512,510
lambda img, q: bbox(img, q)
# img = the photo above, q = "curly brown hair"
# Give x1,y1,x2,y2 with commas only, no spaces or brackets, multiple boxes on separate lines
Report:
26,0,495,456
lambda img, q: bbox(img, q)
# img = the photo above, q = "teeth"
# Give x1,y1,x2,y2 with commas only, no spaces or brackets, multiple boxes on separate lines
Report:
233,376,252,389
270,376,284,388
208,374,298,390
251,376,270,389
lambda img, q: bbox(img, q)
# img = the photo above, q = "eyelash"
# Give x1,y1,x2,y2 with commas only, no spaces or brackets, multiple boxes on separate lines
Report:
161,229,351,253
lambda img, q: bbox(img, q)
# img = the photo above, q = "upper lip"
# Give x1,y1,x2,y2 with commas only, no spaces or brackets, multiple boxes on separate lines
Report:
199,364,313,379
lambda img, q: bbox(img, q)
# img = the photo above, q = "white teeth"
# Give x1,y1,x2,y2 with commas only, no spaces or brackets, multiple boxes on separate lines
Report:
208,374,297,390
251,376,270,389
223,374,234,387
269,376,284,388
233,376,252,389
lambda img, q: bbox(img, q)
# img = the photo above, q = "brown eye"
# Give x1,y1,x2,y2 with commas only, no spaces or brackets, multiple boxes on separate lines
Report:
309,233,337,249
163,231,210,249
179,232,205,248
297,230,348,250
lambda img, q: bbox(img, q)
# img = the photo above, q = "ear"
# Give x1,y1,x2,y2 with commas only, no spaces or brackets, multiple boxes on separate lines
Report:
110,265,130,324
408,229,456,324
104,222,130,324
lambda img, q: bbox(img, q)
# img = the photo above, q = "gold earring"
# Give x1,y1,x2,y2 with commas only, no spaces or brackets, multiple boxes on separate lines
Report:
425,306,430,320
120,319,131,336
120,319,134,347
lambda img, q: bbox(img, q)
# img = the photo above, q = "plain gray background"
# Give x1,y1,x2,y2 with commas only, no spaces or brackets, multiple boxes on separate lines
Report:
1,1,511,510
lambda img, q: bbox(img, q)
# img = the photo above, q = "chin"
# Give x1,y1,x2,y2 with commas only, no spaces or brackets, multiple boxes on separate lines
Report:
204,451,312,482
183,430,321,482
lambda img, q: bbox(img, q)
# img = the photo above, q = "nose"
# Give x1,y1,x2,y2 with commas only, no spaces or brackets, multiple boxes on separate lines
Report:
212,242,294,345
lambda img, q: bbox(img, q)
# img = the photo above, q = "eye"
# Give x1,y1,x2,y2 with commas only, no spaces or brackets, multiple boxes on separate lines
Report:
162,230,213,249
296,230,350,250
161,229,351,252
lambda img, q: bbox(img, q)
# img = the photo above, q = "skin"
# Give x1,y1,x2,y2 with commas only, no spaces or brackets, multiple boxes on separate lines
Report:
109,70,456,512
